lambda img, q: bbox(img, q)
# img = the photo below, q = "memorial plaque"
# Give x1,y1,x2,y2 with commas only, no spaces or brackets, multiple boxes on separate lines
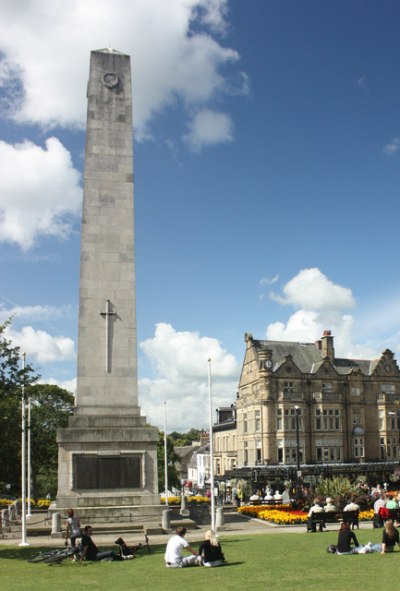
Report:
73,455,141,489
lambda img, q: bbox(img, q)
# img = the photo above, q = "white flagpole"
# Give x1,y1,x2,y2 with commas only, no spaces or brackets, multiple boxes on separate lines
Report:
26,395,32,518
19,352,29,546
208,358,215,532
164,401,169,507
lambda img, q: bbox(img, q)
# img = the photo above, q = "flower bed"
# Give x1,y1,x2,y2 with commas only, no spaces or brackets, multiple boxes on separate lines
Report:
160,495,210,505
238,504,374,525
0,498,51,509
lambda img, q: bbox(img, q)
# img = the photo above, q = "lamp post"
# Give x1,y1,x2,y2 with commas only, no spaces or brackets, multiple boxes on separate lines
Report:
294,405,301,498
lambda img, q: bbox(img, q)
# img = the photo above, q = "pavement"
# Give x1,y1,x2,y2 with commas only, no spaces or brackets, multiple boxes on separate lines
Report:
0,510,374,549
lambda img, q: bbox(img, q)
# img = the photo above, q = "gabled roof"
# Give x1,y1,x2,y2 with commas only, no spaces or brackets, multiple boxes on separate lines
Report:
253,339,324,373
250,337,396,377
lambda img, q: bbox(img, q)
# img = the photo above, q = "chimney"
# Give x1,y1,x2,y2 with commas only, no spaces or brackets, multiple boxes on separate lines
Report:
321,330,334,361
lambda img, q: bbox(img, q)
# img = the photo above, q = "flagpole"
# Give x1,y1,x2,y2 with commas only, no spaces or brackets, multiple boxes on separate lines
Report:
19,352,29,546
164,401,169,507
208,358,215,532
26,395,32,518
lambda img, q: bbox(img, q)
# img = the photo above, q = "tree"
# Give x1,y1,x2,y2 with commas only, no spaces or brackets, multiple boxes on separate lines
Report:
27,384,74,498
157,431,180,493
169,428,203,447
0,318,39,494
0,319,74,498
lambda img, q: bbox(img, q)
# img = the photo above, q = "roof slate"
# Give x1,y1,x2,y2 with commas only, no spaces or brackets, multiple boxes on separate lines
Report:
253,339,377,376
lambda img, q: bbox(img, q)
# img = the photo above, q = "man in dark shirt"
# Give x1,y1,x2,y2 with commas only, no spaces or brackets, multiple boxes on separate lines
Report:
80,526,115,561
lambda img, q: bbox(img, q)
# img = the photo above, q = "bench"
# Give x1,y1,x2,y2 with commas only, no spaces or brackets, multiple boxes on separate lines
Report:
308,510,359,532
386,508,400,522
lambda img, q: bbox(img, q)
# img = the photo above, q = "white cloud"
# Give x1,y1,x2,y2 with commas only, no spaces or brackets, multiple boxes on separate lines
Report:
265,268,379,359
184,109,234,151
259,275,279,287
270,268,355,311
0,303,74,324
139,322,239,430
383,137,400,156
44,377,76,395
0,0,245,140
5,325,76,364
0,137,82,249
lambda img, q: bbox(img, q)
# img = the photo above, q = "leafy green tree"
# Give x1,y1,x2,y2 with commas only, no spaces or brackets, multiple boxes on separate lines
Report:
0,319,74,499
157,431,180,493
0,319,38,494
27,384,74,498
169,428,202,447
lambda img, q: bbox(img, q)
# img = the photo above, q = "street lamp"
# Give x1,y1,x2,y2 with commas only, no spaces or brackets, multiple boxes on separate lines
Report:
294,405,301,498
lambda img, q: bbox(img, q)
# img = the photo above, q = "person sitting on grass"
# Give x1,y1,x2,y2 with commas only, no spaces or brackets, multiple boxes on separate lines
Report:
198,530,225,567
80,525,116,562
164,526,200,568
381,519,400,554
336,522,362,554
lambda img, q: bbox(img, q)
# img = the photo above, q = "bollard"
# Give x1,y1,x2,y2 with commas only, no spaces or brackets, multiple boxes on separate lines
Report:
216,506,224,529
1,509,9,532
51,512,61,535
180,495,189,517
14,499,21,517
8,503,16,524
162,509,171,531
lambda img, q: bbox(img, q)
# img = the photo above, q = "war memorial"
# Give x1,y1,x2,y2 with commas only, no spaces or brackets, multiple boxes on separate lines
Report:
54,49,160,524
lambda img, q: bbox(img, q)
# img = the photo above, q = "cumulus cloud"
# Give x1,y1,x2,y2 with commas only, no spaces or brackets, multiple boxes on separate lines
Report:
5,325,76,364
0,0,245,140
0,137,82,249
270,268,355,311
383,137,400,156
139,322,239,430
264,268,378,359
183,109,234,151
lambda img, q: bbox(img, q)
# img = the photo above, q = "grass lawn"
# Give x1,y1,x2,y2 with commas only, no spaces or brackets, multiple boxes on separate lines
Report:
0,528,392,591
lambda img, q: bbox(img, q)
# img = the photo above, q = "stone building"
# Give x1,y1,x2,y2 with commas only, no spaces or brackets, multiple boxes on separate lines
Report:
228,330,400,482
213,405,237,476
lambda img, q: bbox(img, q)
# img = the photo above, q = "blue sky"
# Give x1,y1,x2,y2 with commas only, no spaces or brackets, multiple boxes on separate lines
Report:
1,0,400,431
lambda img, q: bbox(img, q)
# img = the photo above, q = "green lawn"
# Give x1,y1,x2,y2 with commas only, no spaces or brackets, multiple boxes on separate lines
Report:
0,529,392,591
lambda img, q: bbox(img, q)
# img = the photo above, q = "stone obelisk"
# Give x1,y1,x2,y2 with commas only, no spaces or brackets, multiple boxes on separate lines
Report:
55,49,160,523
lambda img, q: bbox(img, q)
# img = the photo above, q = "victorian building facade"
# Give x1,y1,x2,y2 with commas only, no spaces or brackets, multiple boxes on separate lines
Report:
231,331,400,478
